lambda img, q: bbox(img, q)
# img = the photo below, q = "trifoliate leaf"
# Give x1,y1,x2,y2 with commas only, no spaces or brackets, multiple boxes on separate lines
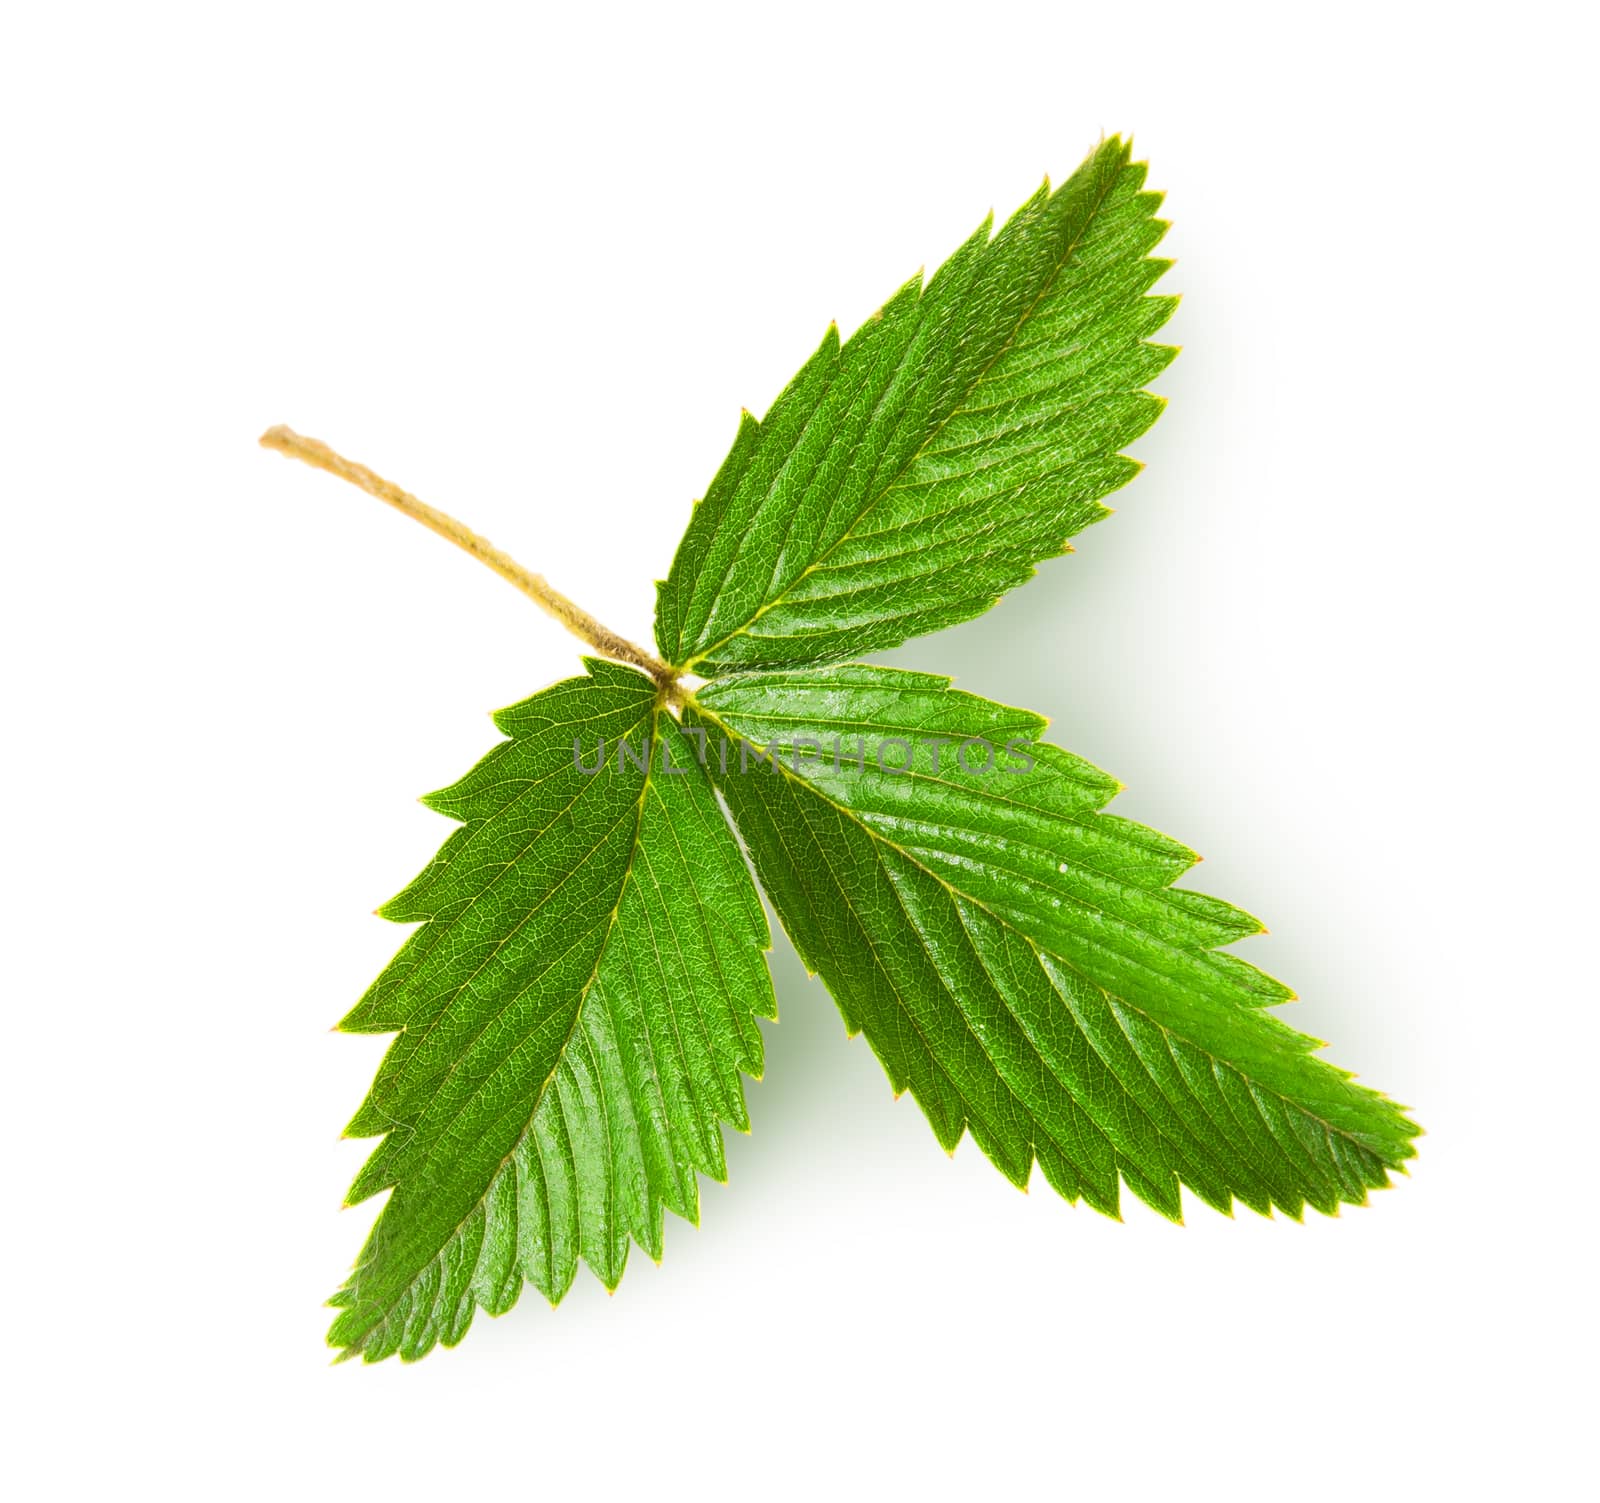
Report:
329,659,775,1362
655,134,1175,674
268,131,1418,1366
685,665,1418,1219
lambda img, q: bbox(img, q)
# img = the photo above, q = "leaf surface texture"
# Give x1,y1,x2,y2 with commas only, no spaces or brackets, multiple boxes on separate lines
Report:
330,660,774,1361
687,666,1418,1220
325,139,1419,1362
655,135,1176,673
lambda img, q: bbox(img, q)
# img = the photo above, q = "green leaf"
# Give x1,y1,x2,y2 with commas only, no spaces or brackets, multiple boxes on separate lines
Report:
296,134,1418,1364
655,135,1175,675
685,665,1418,1220
329,659,775,1362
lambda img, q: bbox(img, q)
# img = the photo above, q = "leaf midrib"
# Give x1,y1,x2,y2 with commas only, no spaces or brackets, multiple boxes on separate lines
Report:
701,702,1215,1197
679,161,1125,673
347,701,667,1343
688,695,1386,1164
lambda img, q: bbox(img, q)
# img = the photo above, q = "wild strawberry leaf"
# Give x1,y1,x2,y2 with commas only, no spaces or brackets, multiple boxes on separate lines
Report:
655,134,1175,674
686,665,1418,1219
266,133,1418,1366
328,659,774,1362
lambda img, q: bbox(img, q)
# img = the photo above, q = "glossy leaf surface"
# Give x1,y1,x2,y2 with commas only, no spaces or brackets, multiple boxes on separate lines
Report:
330,660,774,1361
324,139,1418,1363
687,665,1418,1219
656,135,1175,674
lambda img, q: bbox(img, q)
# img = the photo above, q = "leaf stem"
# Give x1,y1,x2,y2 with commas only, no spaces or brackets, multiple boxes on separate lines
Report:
259,425,680,697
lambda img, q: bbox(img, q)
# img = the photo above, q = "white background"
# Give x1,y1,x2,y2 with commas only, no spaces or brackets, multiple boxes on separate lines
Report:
3,3,1594,1498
